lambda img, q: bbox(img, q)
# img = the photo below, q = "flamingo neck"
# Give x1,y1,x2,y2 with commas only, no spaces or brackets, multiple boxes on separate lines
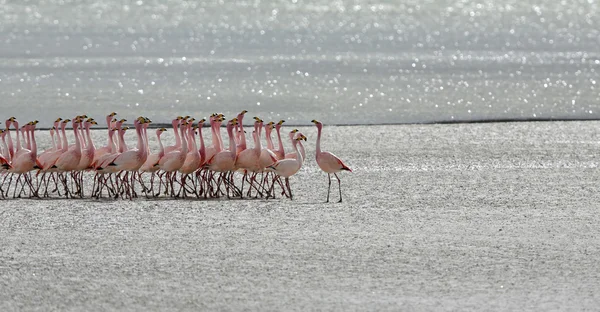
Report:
30,126,38,159
180,123,188,154
144,125,150,154
276,126,284,156
227,124,236,155
85,123,95,151
13,122,22,152
198,127,206,164
315,124,322,155
293,139,302,164
173,120,181,148
157,133,165,158
189,128,198,152
254,130,261,152
265,127,274,150
118,127,127,153
6,124,14,159
61,124,69,151
109,131,116,153
239,118,247,151
73,123,81,152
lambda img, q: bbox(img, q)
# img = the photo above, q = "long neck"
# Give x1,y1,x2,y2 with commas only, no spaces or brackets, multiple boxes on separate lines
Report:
136,123,147,161
217,122,224,152
157,134,165,158
299,140,306,161
293,139,302,164
144,125,150,153
227,125,236,155
31,126,38,158
50,129,56,151
25,127,31,150
105,120,112,147
276,126,284,156
173,120,181,147
186,126,194,151
198,127,206,163
13,122,22,152
315,124,322,155
210,119,219,150
73,123,81,152
61,124,69,151
180,124,188,154
136,124,144,152
215,123,223,153
239,120,247,151
85,123,95,151
79,122,87,149
109,131,116,153
265,127,274,150
118,129,127,152
254,131,261,152
189,128,198,152
6,125,14,158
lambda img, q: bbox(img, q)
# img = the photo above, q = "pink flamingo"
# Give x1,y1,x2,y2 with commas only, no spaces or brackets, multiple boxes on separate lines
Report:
311,120,352,203
77,118,97,171
158,118,188,196
206,118,238,197
266,135,306,199
105,117,148,198
5,120,41,197
235,117,265,196
259,122,278,169
93,112,117,163
52,119,82,172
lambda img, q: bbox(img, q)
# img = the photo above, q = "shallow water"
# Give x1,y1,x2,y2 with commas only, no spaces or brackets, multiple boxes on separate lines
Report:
1,122,600,310
1,1,600,126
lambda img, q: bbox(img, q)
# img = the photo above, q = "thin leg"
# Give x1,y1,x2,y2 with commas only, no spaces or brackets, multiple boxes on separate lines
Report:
327,173,331,203
334,173,342,203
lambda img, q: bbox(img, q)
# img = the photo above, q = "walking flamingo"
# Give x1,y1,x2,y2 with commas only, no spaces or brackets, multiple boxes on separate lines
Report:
267,135,306,199
311,120,352,203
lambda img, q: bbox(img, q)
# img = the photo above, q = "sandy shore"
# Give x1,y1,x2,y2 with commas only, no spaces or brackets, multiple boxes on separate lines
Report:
1,122,599,311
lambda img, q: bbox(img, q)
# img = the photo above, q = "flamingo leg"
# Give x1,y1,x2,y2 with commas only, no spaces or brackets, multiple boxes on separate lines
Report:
334,173,342,203
326,173,331,203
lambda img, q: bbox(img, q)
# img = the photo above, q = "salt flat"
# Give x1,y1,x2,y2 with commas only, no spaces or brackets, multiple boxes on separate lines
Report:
1,122,599,311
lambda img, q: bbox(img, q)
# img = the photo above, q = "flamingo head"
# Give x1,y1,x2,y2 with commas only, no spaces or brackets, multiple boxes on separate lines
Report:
276,120,285,130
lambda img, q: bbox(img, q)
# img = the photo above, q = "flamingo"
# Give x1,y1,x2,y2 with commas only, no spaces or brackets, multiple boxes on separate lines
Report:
4,121,41,197
93,112,117,162
266,135,306,199
105,117,148,198
235,117,265,196
205,118,238,197
157,118,188,196
311,119,352,203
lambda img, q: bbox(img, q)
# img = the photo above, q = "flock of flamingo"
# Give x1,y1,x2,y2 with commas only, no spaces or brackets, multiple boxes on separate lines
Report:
0,111,352,202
